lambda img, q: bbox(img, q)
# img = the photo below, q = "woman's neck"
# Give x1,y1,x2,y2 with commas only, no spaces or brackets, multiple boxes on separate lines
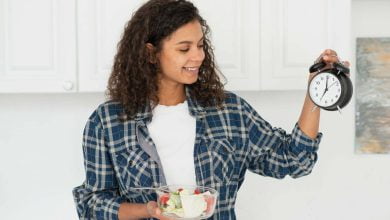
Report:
157,83,186,106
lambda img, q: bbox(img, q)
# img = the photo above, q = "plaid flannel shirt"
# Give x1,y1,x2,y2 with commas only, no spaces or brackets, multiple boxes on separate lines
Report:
73,89,322,220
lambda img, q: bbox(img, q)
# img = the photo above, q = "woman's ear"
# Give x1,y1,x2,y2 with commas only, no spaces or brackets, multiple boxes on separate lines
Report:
146,43,157,64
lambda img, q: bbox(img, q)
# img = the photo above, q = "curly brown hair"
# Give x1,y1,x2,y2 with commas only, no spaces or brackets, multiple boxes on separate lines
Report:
107,0,226,120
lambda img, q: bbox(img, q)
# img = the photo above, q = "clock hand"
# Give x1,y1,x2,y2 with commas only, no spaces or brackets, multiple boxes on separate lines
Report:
328,81,338,89
320,76,330,101
320,88,327,101
325,76,329,90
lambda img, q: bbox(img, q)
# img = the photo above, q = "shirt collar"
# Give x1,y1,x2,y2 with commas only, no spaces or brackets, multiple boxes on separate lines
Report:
133,86,206,122
133,103,152,122
185,86,206,118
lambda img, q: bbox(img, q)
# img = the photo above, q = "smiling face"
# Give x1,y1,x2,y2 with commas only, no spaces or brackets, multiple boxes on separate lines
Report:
156,20,205,89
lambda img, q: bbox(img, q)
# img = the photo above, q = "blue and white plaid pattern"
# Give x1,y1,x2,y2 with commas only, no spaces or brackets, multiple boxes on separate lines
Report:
73,89,322,220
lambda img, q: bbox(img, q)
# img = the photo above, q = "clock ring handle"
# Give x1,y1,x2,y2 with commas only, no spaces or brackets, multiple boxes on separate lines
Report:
333,62,350,74
309,61,326,73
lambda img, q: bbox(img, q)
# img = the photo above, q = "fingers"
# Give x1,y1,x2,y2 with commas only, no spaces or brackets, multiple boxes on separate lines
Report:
316,49,351,70
341,60,350,68
146,201,174,220
146,201,156,216
146,201,161,217
155,207,162,216
321,49,339,64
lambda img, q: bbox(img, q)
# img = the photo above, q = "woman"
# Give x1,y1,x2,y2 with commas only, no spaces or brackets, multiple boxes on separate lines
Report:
73,0,346,219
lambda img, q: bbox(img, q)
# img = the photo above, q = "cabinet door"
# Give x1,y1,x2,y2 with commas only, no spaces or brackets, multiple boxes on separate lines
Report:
260,0,351,90
0,0,76,93
193,0,260,90
77,0,145,92
78,0,260,92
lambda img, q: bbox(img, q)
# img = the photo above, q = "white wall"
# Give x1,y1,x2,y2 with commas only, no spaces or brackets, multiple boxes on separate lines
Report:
1,89,389,220
234,92,390,220
0,93,104,219
1,1,390,220
234,1,390,220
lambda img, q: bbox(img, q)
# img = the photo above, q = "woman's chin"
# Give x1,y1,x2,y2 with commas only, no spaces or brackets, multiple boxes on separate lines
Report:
182,75,199,84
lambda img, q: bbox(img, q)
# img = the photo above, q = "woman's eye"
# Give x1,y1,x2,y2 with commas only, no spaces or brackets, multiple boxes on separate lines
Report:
198,45,204,48
179,48,190,52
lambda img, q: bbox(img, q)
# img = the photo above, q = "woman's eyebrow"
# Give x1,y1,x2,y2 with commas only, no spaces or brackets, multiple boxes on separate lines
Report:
175,40,193,45
175,37,204,45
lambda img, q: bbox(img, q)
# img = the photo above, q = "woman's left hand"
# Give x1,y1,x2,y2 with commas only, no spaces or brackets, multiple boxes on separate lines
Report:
309,49,351,80
316,49,350,71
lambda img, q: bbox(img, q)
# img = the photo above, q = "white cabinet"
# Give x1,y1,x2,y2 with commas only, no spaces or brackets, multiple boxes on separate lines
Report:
260,0,351,90
77,0,260,91
0,0,76,93
0,0,351,93
77,0,145,92
193,0,260,90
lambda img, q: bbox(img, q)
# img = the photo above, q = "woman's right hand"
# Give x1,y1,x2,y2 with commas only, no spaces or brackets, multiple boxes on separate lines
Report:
146,201,174,220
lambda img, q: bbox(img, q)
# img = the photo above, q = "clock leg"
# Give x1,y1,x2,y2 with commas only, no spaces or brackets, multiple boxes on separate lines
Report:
337,105,342,114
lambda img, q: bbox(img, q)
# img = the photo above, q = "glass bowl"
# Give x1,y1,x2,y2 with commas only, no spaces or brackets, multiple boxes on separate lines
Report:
156,185,218,219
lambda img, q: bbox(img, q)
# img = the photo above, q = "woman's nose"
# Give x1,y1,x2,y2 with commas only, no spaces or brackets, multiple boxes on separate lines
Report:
190,47,205,62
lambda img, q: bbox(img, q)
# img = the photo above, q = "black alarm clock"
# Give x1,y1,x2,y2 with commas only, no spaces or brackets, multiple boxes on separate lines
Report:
308,61,353,111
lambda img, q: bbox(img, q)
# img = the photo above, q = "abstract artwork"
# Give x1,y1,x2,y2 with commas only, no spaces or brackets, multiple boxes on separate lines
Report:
356,38,390,154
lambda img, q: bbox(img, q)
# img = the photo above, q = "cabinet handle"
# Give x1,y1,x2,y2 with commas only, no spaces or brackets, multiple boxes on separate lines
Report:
63,81,74,91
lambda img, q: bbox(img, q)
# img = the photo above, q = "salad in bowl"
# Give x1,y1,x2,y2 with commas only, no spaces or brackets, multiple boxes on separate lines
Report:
156,185,218,219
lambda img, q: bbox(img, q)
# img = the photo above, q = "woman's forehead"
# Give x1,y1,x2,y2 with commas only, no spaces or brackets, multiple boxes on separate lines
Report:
164,21,204,44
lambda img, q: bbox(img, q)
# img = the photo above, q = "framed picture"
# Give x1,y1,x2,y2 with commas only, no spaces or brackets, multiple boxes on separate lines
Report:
356,38,390,154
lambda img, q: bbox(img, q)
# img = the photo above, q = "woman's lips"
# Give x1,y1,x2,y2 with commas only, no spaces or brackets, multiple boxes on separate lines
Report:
183,67,199,75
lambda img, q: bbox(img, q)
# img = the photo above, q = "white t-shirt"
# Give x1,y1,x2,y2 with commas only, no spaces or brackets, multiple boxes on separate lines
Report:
147,101,197,186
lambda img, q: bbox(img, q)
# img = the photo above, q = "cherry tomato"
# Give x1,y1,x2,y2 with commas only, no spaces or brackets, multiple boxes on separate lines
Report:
160,193,170,205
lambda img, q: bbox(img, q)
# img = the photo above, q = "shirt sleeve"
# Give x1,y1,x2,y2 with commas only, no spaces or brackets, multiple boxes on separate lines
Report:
241,98,323,179
72,110,127,220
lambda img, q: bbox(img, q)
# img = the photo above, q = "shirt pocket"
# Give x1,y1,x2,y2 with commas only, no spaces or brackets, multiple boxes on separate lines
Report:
114,148,154,188
204,138,236,185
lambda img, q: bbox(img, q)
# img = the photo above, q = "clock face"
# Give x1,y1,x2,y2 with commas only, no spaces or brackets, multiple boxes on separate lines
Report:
309,72,342,108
